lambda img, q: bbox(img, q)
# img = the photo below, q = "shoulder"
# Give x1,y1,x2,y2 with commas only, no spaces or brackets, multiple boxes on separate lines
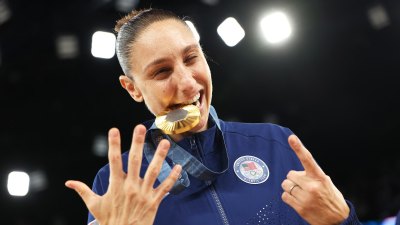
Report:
219,119,293,144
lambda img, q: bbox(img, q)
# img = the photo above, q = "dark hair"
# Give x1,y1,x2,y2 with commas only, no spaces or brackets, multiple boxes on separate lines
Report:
115,8,186,77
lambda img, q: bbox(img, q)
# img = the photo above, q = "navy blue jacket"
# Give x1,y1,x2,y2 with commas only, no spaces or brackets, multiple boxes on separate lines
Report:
88,119,360,225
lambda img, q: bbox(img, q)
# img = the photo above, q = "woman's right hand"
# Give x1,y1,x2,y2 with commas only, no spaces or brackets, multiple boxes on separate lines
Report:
65,125,182,225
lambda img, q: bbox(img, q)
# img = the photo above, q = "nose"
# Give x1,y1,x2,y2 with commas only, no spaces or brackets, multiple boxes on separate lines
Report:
175,66,197,96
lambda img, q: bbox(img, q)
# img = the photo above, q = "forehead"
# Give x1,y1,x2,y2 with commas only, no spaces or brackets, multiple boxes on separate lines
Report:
136,19,194,46
130,19,198,69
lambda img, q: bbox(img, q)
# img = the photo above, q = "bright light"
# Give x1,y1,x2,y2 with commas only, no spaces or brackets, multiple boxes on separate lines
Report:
7,171,30,196
367,4,390,30
260,12,292,44
381,216,396,225
185,20,200,42
92,134,108,157
115,0,139,13
56,35,79,59
0,0,12,25
91,31,116,59
217,17,245,47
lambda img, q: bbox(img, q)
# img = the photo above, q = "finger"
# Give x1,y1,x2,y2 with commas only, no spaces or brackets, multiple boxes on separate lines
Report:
281,178,297,193
281,178,306,201
154,164,182,201
108,128,124,181
285,170,307,187
282,191,302,212
65,180,99,211
288,135,325,178
127,125,146,180
143,139,170,189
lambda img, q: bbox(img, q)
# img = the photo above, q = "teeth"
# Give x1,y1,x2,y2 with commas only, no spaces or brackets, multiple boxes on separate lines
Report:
181,93,200,105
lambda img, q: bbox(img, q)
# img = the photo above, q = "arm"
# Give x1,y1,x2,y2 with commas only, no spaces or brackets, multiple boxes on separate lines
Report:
65,125,181,225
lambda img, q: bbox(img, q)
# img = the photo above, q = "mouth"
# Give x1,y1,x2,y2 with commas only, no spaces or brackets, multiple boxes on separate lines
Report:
169,91,202,111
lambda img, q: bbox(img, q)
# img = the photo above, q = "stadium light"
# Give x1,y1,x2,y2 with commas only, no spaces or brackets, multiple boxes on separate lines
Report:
56,35,79,59
91,31,116,59
260,11,292,44
217,17,245,47
0,0,11,25
7,171,30,196
367,4,390,30
115,0,139,13
92,134,108,157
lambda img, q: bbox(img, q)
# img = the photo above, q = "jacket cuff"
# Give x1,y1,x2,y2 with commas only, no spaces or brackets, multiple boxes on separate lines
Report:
88,219,99,225
340,200,361,225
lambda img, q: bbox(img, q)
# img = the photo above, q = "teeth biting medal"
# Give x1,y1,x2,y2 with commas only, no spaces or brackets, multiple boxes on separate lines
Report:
155,104,200,134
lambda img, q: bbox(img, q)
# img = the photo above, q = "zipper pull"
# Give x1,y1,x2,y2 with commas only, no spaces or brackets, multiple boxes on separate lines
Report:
190,137,196,149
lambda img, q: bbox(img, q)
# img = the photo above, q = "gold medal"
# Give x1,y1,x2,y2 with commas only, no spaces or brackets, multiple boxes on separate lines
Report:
155,104,200,134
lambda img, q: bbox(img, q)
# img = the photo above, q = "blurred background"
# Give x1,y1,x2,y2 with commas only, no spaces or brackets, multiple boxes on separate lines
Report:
1,0,399,224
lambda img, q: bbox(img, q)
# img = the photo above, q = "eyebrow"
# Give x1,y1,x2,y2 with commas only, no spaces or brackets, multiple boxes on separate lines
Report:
143,44,200,73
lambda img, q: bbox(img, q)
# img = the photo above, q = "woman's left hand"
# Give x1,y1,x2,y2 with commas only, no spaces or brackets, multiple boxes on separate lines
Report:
281,135,350,225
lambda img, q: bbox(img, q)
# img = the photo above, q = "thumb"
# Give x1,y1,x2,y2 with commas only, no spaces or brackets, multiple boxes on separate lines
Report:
65,180,99,210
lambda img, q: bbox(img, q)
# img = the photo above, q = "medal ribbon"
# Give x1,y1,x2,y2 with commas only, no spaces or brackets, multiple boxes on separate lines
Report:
143,105,229,194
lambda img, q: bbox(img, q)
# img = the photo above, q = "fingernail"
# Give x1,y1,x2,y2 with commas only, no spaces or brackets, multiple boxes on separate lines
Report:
109,128,119,137
134,125,145,136
174,164,182,173
160,140,170,148
65,181,72,188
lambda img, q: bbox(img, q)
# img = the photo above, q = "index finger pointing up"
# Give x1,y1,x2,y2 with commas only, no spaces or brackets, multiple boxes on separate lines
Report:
288,134,325,178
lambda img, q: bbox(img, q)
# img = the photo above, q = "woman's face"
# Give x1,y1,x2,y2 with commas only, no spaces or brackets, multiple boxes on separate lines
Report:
122,19,213,134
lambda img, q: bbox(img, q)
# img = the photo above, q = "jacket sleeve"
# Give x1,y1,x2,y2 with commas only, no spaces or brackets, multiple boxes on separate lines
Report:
340,200,362,225
87,168,109,225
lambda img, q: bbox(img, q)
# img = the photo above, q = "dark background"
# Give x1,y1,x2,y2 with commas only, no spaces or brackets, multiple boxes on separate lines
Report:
1,0,399,224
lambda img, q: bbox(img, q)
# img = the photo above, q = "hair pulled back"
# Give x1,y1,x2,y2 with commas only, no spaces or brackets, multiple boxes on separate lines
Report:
115,8,185,77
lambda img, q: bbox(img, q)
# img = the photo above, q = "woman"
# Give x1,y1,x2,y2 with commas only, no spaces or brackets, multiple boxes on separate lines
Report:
66,8,361,225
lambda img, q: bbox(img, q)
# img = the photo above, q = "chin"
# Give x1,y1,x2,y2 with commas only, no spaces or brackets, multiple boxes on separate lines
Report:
191,116,208,133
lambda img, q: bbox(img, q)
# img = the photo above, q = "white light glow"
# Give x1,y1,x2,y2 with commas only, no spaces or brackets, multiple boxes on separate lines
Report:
367,4,390,30
0,0,12,25
91,31,116,59
185,20,200,42
7,171,30,196
217,17,245,47
381,216,396,225
260,12,292,44
92,134,108,157
56,35,79,59
115,0,139,13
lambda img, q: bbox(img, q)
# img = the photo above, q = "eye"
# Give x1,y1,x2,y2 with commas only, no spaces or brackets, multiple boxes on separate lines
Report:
153,67,172,78
184,54,198,64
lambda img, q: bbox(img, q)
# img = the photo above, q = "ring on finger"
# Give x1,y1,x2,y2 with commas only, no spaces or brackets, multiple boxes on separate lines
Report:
289,184,299,195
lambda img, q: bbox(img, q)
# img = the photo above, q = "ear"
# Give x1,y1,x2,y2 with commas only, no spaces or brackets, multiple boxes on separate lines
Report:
119,75,144,102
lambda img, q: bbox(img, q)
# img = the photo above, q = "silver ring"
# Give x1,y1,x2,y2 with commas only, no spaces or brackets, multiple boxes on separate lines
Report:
289,184,299,195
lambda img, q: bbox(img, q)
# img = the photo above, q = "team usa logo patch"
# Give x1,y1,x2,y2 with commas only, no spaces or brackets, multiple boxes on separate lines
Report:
234,155,269,184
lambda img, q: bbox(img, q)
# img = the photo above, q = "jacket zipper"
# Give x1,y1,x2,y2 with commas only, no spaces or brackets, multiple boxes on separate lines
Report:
190,137,230,225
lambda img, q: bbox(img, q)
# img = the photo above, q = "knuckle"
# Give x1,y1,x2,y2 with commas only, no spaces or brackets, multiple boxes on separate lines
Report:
124,186,138,198
297,206,306,215
324,175,332,182
162,180,174,191
308,183,320,194
287,170,296,178
281,179,290,189
281,192,288,201
110,152,121,162
156,148,168,158
148,168,160,178
130,154,141,165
